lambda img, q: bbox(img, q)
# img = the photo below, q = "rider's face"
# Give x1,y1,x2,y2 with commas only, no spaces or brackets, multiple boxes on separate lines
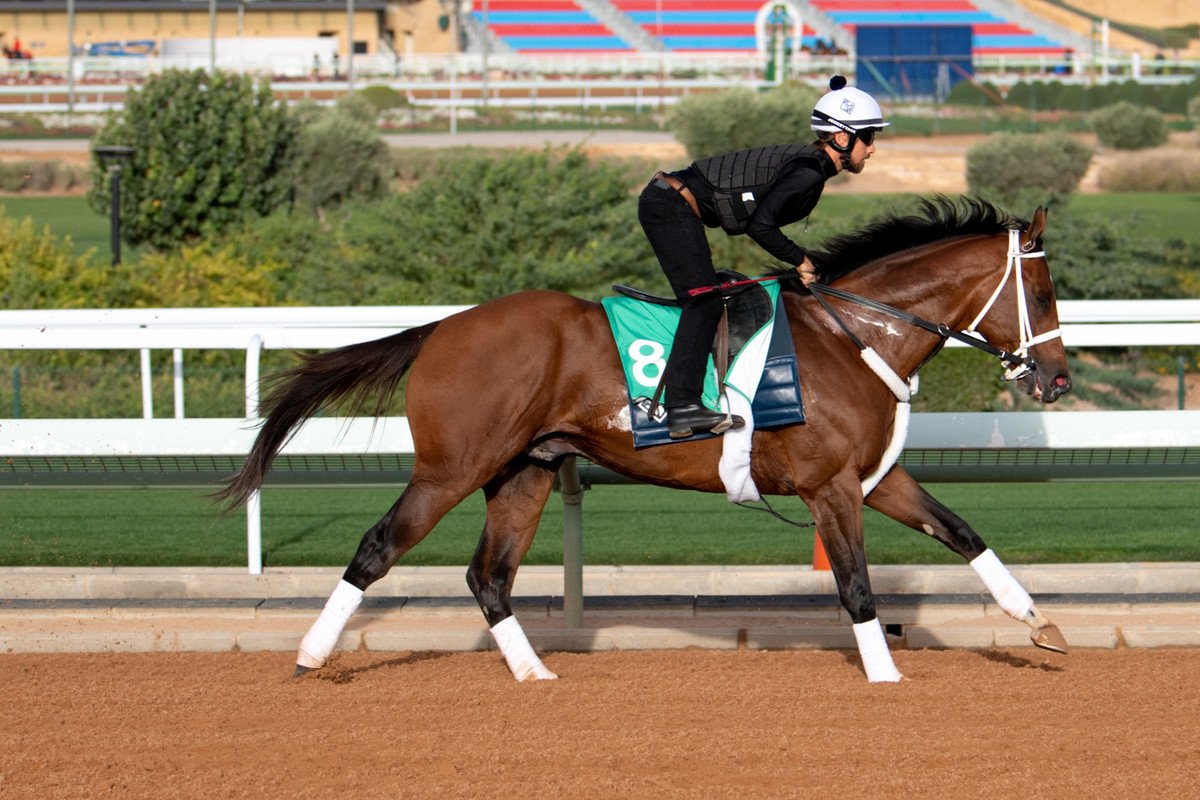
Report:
843,133,876,174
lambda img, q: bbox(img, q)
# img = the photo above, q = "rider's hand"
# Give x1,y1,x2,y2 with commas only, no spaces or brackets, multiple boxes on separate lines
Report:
797,256,818,286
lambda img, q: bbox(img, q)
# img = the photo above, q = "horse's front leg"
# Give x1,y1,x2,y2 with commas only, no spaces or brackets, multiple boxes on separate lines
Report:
865,467,1068,654
806,475,903,683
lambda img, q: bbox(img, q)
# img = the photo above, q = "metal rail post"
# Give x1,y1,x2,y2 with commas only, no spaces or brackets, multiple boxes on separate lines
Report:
558,456,585,627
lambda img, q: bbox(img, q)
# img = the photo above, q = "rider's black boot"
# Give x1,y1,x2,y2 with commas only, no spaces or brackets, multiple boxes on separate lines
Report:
666,403,745,440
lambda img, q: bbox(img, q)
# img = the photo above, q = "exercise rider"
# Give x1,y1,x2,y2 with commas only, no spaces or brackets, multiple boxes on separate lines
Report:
638,75,888,439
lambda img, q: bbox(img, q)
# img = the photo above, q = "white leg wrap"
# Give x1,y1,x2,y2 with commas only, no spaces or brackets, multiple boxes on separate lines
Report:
296,580,364,669
852,619,903,683
971,548,1034,621
490,615,557,682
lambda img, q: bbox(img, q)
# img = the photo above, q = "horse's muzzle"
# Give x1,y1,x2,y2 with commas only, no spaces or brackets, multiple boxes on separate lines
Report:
1017,365,1072,403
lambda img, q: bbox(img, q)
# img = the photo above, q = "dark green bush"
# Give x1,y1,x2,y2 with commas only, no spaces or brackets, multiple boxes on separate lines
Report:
944,79,1003,107
290,102,391,212
1162,78,1200,116
667,81,822,158
1090,101,1169,150
966,133,1093,207
1004,81,1060,110
1054,83,1089,112
88,69,299,250
1043,210,1187,300
234,147,657,305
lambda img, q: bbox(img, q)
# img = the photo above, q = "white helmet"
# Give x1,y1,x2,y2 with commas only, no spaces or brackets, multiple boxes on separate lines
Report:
811,75,889,135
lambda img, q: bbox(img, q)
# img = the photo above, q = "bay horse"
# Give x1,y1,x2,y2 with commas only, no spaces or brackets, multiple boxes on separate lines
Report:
219,197,1073,683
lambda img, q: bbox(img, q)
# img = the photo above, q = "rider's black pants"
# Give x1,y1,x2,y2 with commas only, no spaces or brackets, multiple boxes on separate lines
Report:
638,180,722,409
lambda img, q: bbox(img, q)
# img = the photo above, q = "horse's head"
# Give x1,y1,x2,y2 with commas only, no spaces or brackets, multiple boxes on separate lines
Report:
967,207,1072,404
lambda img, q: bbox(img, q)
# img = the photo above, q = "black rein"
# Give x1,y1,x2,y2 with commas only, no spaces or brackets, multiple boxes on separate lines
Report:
807,282,1036,374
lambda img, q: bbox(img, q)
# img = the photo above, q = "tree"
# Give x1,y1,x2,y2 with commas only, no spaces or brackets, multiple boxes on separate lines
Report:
88,69,298,250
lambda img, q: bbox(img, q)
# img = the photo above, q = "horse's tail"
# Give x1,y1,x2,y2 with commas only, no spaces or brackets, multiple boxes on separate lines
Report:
215,321,441,509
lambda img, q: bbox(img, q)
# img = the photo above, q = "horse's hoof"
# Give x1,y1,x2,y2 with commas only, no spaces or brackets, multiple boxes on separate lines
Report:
293,664,318,679
1031,624,1069,654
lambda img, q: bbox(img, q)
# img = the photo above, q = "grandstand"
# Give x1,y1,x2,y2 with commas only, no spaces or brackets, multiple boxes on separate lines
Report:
468,0,1068,58
809,0,1063,56
609,0,819,53
469,0,634,53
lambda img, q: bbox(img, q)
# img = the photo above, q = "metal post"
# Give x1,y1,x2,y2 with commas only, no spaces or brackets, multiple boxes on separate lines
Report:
209,0,217,73
140,348,154,419
11,365,20,419
245,334,264,574
347,0,355,93
172,348,185,419
108,164,122,265
558,456,585,627
1179,356,1187,410
66,0,76,113
95,146,135,265
481,0,489,109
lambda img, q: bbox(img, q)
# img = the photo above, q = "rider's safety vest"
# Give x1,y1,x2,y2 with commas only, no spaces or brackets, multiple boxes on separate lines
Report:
689,143,823,234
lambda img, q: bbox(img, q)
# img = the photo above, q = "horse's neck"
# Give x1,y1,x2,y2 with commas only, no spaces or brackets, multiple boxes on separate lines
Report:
824,235,1004,378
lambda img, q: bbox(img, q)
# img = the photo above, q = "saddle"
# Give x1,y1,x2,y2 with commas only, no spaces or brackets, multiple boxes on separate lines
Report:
602,272,804,447
612,270,775,386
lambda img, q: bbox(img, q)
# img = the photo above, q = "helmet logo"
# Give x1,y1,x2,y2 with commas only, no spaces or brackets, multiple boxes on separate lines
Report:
840,98,856,114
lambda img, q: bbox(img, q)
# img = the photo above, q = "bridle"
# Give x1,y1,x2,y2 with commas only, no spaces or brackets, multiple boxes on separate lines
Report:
963,228,1062,380
809,227,1062,382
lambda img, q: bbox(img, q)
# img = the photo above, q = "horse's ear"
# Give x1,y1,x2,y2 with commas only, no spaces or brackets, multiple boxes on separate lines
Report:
1027,206,1048,244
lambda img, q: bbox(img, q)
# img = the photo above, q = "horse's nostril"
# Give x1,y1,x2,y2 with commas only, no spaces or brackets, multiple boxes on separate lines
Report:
1054,375,1071,392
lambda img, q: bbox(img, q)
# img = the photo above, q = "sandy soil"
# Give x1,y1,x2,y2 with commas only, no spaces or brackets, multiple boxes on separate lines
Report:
1,648,1198,799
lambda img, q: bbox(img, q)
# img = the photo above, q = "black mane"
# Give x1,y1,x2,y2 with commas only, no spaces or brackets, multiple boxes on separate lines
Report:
771,196,1027,288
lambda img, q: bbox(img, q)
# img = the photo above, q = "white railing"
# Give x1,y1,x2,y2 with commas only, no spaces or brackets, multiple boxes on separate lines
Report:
2,301,1199,591
0,52,1195,113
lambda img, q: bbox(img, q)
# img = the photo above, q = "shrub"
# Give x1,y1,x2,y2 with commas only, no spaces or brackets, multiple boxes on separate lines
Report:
1055,83,1089,112
119,244,279,307
1043,210,1187,300
1090,101,1169,150
1189,93,1200,129
945,79,1003,107
1004,81,1059,109
1098,149,1200,192
356,85,409,114
668,81,821,158
232,148,657,305
965,133,1093,207
87,69,299,250
0,213,103,309
290,101,391,212
0,160,87,192
1162,78,1200,116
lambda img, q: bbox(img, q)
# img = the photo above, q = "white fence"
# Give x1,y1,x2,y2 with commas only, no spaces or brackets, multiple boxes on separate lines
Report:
2,302,1199,598
0,51,1196,113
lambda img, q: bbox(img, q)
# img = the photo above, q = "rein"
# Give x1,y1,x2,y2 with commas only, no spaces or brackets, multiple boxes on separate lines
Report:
808,228,1061,380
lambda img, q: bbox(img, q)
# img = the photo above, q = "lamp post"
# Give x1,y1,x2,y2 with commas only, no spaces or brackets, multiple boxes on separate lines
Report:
95,145,136,265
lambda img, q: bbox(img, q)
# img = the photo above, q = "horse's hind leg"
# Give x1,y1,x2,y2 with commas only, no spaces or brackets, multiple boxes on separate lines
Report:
294,478,468,674
866,467,1068,654
468,458,560,681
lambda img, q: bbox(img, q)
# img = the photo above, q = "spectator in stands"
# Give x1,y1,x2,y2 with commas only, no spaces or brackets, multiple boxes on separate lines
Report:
639,75,887,440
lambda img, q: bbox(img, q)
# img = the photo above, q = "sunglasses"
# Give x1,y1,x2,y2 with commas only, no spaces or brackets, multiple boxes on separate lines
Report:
858,129,878,146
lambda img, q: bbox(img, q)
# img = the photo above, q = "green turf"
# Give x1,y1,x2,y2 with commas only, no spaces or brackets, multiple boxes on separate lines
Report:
0,195,112,259
2,481,1197,568
1068,193,1200,245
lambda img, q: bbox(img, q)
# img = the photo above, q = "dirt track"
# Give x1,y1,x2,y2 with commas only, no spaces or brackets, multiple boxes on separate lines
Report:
2,648,1198,798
